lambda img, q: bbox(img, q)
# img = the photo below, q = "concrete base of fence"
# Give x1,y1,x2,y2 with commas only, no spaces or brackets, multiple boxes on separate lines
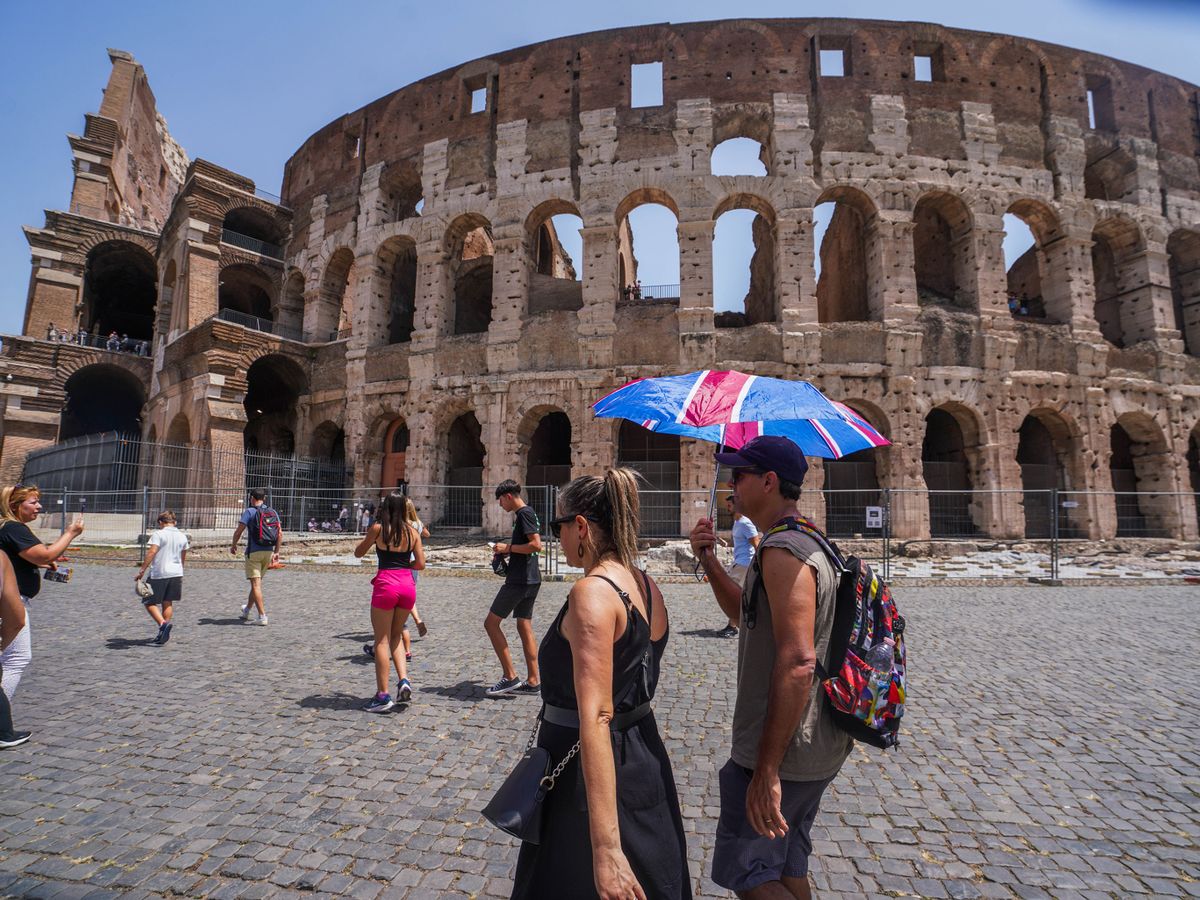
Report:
1028,577,1064,586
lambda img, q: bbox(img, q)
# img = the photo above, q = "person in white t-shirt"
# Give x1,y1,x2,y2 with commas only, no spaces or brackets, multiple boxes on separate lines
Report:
135,511,190,645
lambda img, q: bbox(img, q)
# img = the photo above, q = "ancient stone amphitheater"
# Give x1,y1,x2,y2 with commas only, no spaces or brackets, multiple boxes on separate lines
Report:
3,20,1199,540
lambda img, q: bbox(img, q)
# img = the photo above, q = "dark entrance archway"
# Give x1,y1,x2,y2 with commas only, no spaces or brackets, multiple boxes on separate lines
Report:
446,412,485,527
524,411,572,488
59,364,145,441
922,408,978,537
82,241,157,340
616,421,680,537
1016,416,1064,538
242,355,306,455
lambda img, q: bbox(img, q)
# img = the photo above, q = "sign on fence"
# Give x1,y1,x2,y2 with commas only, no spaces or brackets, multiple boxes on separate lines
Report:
865,506,884,529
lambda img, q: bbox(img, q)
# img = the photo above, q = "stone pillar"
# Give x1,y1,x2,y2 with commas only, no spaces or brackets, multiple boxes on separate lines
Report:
342,347,370,488
885,395,930,541
478,388,509,535
973,211,1012,330
412,242,450,352
184,243,221,328
804,459,827,533
776,213,819,365
1124,242,1183,349
872,212,919,326
677,218,715,370
680,438,716,539
576,225,618,369
487,228,527,374
983,422,1025,539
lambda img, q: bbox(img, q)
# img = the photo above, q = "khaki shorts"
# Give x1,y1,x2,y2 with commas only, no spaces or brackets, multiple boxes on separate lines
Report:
729,562,750,588
244,550,274,580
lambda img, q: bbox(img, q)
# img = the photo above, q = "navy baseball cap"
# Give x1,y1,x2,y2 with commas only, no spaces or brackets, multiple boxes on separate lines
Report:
715,436,809,486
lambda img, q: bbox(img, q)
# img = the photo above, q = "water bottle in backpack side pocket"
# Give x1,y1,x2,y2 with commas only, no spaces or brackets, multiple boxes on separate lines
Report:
864,638,895,723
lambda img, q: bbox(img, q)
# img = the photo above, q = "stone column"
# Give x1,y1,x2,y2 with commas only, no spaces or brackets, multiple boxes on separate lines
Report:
412,242,449,352
1124,241,1183,350
885,396,930,541
804,459,828,533
478,387,509,535
577,225,618,369
973,211,1013,329
352,246,388,350
487,228,527,374
776,213,819,365
677,218,715,370
680,438,716,539
184,242,221,329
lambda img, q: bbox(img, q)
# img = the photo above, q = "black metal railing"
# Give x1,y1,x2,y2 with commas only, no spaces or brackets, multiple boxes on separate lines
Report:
620,284,680,302
221,228,284,260
215,308,303,342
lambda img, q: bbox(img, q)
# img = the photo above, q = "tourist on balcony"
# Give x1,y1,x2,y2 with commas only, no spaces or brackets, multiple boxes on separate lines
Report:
105,331,120,352
0,484,85,701
354,489,423,712
46,323,57,341
510,469,690,899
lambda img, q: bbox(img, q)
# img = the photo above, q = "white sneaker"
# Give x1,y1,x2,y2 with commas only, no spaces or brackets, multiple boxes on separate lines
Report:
258,614,269,626
239,603,251,621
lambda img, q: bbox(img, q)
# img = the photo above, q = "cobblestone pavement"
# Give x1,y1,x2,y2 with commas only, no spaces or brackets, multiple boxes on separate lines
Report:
0,566,1196,899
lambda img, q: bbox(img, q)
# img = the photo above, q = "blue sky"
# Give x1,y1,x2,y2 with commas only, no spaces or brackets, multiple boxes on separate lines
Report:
0,0,1196,331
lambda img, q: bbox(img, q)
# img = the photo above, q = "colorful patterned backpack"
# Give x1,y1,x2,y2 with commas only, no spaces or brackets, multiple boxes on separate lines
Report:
749,516,907,749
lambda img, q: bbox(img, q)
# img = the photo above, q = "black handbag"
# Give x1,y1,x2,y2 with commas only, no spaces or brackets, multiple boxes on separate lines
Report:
482,717,579,844
491,552,509,577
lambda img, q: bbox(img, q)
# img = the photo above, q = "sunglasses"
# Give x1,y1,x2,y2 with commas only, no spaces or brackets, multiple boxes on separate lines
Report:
549,513,600,538
729,467,766,484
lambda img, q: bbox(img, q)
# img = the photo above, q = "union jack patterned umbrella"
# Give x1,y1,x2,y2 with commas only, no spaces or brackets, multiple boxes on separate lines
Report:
593,369,890,459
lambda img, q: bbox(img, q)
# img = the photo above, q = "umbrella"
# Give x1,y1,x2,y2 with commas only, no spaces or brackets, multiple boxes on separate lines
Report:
593,369,891,521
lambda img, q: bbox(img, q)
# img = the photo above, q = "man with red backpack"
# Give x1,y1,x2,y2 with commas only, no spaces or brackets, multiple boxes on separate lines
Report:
690,436,853,900
231,488,282,626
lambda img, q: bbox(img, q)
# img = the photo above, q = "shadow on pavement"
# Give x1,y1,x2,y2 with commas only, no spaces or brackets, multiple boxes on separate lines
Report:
197,617,249,626
298,692,366,711
105,636,158,650
678,628,733,639
335,653,374,667
331,631,374,643
422,679,518,703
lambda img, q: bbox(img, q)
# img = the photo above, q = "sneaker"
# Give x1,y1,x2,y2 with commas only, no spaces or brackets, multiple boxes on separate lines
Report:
397,679,412,702
485,676,524,697
239,603,251,621
514,681,541,696
0,731,31,749
154,622,167,644
363,643,375,658
363,692,394,713
160,622,173,644
258,614,269,626
718,625,739,639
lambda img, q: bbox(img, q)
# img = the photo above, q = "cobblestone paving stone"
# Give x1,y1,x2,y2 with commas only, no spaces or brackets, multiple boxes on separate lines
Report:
0,565,1196,899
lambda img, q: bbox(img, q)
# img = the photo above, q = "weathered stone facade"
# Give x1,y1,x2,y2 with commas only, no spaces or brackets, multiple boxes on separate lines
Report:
3,22,1200,539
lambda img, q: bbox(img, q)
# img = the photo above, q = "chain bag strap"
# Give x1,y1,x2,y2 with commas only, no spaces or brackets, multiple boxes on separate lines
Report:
482,713,580,845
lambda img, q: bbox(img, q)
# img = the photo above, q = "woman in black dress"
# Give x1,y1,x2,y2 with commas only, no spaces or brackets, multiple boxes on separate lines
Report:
511,469,691,900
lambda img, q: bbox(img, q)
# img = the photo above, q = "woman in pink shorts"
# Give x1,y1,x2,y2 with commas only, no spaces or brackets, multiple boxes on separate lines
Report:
354,490,424,712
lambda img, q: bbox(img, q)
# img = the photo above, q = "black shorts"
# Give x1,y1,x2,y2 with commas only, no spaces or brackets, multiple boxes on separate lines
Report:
490,583,540,620
146,576,182,606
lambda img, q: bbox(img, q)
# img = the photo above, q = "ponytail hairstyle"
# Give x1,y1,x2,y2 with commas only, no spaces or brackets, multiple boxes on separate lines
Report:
557,467,642,570
403,496,419,525
1,484,40,525
377,490,411,547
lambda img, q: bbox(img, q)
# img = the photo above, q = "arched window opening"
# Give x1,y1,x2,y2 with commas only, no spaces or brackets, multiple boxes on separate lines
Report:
1188,430,1200,534
525,411,572,488
913,193,975,313
382,419,409,488
445,412,485,527
219,264,274,323
1110,423,1146,535
1084,145,1137,203
711,137,768,177
311,422,346,464
280,270,305,335
380,164,423,223
923,408,978,537
713,204,774,328
59,364,145,441
814,197,871,323
318,248,355,341
617,202,680,302
1002,214,1045,319
1168,230,1200,356
161,259,178,335
1017,416,1064,538
377,238,417,345
823,404,885,538
450,221,494,335
528,209,583,314
82,241,157,341
616,421,679,537
222,207,285,257
1091,218,1145,348
242,355,306,456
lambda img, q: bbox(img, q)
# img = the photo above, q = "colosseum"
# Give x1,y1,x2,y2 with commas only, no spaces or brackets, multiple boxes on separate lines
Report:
2,20,1199,542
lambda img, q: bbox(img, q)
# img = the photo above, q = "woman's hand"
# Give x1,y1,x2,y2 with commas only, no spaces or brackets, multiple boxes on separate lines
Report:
593,846,646,900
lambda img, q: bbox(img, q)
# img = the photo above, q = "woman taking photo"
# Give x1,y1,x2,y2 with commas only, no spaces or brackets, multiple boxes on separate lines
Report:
354,490,423,712
510,469,690,900
0,484,84,700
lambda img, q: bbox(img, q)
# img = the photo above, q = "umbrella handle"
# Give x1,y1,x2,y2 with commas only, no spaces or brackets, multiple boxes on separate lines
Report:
705,424,725,530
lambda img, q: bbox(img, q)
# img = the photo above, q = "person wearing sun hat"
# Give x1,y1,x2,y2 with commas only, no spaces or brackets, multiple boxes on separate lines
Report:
689,435,852,898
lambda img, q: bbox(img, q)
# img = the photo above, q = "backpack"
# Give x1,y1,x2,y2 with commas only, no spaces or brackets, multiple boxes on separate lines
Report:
252,506,281,546
747,516,907,749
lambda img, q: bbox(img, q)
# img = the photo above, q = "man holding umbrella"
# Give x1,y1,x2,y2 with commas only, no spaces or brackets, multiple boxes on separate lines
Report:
690,436,852,900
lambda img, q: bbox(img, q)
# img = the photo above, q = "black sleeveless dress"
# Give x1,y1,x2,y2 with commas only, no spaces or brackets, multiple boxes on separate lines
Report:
511,574,692,900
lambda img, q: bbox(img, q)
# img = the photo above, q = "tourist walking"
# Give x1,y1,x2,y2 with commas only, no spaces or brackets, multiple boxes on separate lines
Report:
354,490,423,712
230,489,281,625
363,497,428,662
689,436,852,899
0,553,31,748
483,480,541,697
510,469,690,899
134,510,189,644
719,493,760,638
0,484,84,700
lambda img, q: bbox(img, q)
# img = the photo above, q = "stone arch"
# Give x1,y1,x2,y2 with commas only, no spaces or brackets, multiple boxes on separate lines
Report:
380,160,424,223
315,247,355,341
815,185,880,323
1091,215,1146,347
221,204,287,249
82,240,158,341
1016,407,1084,537
913,191,977,313
1187,423,1200,534
615,420,680,537
615,188,681,301
922,402,987,537
160,258,179,336
373,235,418,344
712,192,776,327
516,406,573,489
823,400,890,538
1004,198,1066,322
526,199,584,314
310,420,346,463
279,269,305,334
242,353,307,456
1085,145,1138,202
1110,411,1173,536
160,412,192,517
219,263,275,321
382,416,409,488
1167,229,1200,355
445,213,495,335
440,408,486,527
59,363,146,442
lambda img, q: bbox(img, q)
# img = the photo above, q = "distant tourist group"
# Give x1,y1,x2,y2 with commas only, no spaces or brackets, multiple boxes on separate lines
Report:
0,433,902,899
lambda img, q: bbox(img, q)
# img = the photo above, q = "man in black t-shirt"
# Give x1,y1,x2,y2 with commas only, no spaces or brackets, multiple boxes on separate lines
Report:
483,480,542,697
